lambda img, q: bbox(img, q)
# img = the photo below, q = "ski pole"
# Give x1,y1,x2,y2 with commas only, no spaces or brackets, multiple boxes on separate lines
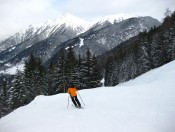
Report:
67,95,69,109
77,91,85,106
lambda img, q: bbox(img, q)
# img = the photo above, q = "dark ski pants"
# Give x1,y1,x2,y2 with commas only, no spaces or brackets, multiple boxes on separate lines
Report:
71,96,81,107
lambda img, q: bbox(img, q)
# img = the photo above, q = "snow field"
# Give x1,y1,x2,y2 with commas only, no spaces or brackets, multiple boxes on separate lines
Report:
1,61,175,132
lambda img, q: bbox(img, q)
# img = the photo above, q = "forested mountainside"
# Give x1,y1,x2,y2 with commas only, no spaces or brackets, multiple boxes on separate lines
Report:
102,12,175,86
0,16,160,71
47,16,160,65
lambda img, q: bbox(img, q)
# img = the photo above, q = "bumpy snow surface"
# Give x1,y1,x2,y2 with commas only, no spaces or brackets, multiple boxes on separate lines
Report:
1,61,175,132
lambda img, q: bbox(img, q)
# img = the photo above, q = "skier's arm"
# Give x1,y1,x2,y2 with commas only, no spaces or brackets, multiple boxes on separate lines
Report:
74,86,78,91
67,88,70,94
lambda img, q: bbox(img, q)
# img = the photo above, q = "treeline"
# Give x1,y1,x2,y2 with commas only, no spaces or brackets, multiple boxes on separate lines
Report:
104,11,175,86
0,47,102,118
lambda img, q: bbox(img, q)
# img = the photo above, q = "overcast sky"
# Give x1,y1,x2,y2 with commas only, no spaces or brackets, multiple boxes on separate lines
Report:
0,0,174,41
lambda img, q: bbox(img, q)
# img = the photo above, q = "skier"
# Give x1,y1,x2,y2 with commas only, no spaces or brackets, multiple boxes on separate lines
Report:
67,83,81,108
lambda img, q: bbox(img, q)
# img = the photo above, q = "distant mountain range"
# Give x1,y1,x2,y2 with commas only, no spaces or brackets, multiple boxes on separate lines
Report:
0,14,161,73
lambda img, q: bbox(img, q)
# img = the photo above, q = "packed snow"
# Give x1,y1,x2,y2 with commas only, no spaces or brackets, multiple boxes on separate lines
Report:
8,46,16,52
79,38,84,47
0,64,24,75
1,60,175,132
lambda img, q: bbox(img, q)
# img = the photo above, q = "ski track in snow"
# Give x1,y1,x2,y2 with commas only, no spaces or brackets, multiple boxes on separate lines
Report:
1,61,175,132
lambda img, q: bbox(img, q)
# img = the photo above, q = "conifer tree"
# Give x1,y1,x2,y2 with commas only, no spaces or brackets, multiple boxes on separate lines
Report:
81,48,92,88
90,55,102,88
0,79,10,117
24,54,46,102
137,34,152,74
77,54,83,89
24,54,37,101
56,49,66,93
65,46,78,86
46,63,57,95
11,70,26,109
34,57,46,95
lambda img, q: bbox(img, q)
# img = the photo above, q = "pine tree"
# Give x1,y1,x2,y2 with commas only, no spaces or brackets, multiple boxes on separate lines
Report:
0,79,11,117
104,55,116,86
34,57,46,95
24,54,37,101
81,48,92,88
65,46,78,86
56,49,67,93
24,54,46,103
46,63,57,95
11,70,26,109
137,34,152,74
77,54,83,89
90,55,102,88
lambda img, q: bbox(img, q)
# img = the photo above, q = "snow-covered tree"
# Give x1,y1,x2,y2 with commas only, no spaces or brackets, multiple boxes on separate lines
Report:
11,70,26,109
45,63,58,95
0,79,11,117
80,48,92,88
56,49,67,93
24,54,46,103
90,55,102,88
65,46,78,87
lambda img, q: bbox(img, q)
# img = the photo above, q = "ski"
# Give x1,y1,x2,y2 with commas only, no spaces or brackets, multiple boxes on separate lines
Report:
79,107,84,109
75,106,84,109
71,105,84,109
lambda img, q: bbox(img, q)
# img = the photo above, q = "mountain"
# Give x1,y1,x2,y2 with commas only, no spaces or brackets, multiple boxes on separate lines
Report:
46,16,160,65
0,14,89,67
102,13,175,86
0,14,89,52
78,16,160,52
0,15,160,72
87,13,132,32
0,59,175,132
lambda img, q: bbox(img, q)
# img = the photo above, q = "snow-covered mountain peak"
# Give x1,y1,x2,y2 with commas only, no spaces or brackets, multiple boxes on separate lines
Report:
52,13,91,30
88,13,135,32
0,14,91,52
20,13,91,38
97,13,134,24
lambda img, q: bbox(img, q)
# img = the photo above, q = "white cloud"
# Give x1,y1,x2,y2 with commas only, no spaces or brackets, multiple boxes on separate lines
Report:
60,0,174,20
0,0,58,40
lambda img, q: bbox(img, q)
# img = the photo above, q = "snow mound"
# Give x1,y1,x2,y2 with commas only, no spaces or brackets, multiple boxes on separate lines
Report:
1,61,175,132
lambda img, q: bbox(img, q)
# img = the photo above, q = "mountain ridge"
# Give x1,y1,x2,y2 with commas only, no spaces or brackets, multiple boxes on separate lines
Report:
0,15,161,73
0,14,90,52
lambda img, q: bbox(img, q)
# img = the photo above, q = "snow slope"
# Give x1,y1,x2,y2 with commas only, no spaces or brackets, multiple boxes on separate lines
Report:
1,61,175,132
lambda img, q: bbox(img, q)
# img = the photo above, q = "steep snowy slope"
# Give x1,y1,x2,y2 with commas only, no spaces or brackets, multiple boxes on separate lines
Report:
0,60,175,132
0,14,89,52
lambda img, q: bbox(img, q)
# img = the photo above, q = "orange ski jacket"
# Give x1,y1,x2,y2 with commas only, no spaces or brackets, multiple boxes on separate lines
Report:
67,87,77,97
